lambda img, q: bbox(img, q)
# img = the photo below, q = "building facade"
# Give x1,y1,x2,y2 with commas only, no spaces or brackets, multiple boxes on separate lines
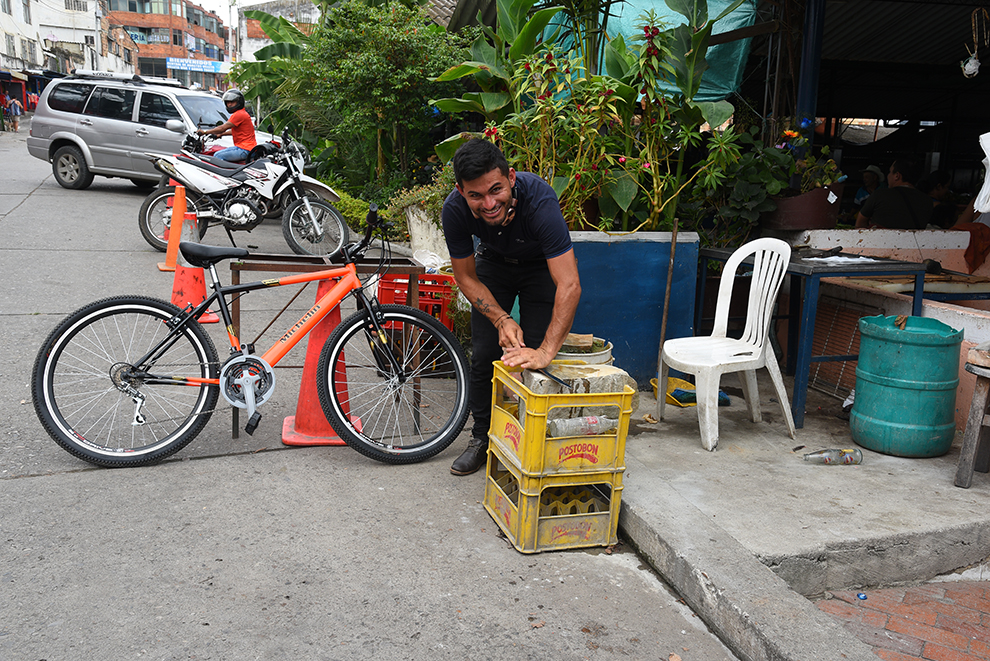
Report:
2,0,231,113
237,0,317,63
108,0,229,88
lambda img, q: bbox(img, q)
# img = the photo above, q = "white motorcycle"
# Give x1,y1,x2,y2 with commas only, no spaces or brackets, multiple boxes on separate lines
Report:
138,126,349,257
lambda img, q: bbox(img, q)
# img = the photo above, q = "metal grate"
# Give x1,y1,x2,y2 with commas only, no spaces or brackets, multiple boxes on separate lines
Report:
808,296,884,400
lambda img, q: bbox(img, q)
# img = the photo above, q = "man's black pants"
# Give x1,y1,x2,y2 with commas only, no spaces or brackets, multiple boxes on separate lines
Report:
469,253,556,441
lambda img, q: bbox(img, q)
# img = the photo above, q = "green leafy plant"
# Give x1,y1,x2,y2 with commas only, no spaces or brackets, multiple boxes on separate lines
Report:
780,129,843,194
386,164,456,229
681,127,794,247
429,0,747,232
306,1,473,190
430,0,564,162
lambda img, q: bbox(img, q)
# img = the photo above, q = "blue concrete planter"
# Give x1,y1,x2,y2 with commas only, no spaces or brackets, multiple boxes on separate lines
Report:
569,231,700,386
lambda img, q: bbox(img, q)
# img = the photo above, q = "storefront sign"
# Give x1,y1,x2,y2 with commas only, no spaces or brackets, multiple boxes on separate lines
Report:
166,57,222,73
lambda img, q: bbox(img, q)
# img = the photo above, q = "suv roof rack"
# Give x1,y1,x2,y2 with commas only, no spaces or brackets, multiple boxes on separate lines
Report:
68,69,187,88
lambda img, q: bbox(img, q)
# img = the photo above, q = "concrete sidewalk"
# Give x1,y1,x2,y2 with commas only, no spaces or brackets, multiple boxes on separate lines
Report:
4,125,990,661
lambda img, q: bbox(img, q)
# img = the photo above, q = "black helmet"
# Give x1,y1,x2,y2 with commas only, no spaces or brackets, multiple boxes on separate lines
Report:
222,88,245,111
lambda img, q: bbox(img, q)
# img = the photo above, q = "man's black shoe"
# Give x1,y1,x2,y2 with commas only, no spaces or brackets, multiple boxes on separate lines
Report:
451,437,488,476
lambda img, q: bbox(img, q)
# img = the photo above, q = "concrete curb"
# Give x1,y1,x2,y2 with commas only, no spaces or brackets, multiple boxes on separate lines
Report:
765,520,990,597
619,454,878,661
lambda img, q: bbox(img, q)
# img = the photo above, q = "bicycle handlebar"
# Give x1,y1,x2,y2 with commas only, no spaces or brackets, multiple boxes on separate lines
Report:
341,203,381,263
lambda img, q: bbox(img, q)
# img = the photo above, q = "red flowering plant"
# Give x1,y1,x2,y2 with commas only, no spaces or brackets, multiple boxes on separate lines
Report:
491,48,629,227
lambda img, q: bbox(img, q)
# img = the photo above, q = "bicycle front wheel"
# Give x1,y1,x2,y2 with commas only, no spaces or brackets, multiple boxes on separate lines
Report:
317,305,470,464
32,296,220,467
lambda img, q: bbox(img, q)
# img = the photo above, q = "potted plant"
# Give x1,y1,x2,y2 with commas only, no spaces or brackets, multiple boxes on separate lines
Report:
680,127,795,249
761,129,846,231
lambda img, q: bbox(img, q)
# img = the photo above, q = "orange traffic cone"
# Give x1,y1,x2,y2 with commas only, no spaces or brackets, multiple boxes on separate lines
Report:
158,185,186,272
169,210,219,324
282,278,348,446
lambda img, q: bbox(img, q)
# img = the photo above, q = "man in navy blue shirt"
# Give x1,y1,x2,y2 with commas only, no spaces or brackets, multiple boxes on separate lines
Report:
442,140,581,475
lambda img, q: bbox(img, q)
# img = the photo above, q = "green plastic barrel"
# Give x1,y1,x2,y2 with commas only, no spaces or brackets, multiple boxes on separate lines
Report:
850,315,962,457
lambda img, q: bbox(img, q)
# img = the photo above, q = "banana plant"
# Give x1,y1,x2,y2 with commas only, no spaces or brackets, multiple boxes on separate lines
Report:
665,0,744,127
228,8,322,132
430,0,563,163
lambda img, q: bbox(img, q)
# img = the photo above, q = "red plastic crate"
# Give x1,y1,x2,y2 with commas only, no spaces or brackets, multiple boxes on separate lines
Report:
378,273,456,330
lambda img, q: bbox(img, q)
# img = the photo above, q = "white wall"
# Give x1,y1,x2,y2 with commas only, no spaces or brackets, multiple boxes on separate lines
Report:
2,0,97,70
236,0,319,62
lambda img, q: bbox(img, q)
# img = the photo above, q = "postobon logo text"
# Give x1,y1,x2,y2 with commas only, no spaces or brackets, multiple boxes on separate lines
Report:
550,520,593,542
559,442,599,463
503,420,522,452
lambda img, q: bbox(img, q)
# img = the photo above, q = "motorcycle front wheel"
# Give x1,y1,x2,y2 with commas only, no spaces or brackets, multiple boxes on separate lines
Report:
282,198,349,258
138,186,209,252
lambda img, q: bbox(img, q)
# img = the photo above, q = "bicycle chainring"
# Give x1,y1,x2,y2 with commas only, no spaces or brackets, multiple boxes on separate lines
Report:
219,355,276,409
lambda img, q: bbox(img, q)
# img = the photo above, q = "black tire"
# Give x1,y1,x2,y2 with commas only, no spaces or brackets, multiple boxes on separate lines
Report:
282,198,349,257
138,186,209,252
52,145,94,190
32,296,220,467
316,305,469,464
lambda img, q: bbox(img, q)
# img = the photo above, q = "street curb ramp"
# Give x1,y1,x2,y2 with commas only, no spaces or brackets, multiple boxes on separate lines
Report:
619,455,878,661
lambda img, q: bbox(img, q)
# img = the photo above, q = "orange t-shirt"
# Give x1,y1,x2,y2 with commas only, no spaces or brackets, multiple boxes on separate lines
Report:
229,108,257,151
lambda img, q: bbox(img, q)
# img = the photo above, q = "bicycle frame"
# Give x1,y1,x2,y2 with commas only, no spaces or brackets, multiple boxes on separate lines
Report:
136,260,373,387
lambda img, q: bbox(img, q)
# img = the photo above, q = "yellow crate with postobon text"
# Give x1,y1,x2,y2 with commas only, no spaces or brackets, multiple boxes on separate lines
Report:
488,361,634,476
484,443,621,553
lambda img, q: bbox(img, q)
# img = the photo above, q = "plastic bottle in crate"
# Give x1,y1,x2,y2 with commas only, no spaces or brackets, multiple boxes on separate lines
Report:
546,416,618,437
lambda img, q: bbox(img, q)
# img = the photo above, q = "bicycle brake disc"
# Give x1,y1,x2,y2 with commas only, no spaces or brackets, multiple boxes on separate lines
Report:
219,355,276,409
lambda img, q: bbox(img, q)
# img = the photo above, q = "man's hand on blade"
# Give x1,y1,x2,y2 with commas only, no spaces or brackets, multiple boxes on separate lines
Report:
502,346,551,370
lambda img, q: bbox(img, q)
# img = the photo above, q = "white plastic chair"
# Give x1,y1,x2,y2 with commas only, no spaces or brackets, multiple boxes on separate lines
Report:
658,238,796,451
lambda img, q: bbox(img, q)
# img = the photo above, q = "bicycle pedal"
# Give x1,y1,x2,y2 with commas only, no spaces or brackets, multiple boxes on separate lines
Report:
245,412,262,435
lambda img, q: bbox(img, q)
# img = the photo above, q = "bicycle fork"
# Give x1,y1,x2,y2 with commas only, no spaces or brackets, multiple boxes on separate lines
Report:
354,290,423,433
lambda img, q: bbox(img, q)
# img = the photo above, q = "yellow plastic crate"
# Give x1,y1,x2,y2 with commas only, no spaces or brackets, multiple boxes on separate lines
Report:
488,361,634,476
483,443,622,554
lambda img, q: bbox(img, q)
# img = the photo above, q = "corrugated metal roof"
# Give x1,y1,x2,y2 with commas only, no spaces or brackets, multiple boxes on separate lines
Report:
427,0,459,28
823,0,983,66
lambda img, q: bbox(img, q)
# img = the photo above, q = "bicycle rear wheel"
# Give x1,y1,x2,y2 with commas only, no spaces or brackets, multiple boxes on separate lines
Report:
32,296,220,467
316,304,469,464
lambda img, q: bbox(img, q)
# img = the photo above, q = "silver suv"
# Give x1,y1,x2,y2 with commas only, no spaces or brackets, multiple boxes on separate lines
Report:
27,70,250,190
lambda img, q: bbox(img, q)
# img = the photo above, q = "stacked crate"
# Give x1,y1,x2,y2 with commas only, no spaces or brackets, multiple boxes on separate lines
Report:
483,361,635,553
377,273,456,331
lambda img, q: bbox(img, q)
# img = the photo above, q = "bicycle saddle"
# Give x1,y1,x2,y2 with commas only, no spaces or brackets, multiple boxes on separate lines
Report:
179,242,250,268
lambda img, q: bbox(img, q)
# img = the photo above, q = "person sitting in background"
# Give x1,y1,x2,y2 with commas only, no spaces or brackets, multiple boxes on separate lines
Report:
918,170,956,228
853,165,884,208
856,160,933,229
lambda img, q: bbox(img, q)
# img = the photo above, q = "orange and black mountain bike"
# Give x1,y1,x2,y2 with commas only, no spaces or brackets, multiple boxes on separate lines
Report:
32,205,469,467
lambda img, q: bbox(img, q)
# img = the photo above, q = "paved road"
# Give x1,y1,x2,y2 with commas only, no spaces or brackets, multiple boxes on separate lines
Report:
0,129,739,660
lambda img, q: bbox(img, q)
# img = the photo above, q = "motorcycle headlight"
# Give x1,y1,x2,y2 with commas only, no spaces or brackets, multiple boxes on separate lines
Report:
294,143,311,165
289,143,310,172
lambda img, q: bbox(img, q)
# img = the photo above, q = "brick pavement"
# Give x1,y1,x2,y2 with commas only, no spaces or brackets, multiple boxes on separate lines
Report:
817,582,990,661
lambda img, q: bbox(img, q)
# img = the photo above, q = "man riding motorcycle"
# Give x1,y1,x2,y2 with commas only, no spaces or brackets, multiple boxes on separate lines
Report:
197,89,256,162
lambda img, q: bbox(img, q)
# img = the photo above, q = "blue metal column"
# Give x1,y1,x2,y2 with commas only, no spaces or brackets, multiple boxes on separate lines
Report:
795,0,826,134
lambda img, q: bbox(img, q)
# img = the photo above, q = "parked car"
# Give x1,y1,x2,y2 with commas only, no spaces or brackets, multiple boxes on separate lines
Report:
26,70,272,190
